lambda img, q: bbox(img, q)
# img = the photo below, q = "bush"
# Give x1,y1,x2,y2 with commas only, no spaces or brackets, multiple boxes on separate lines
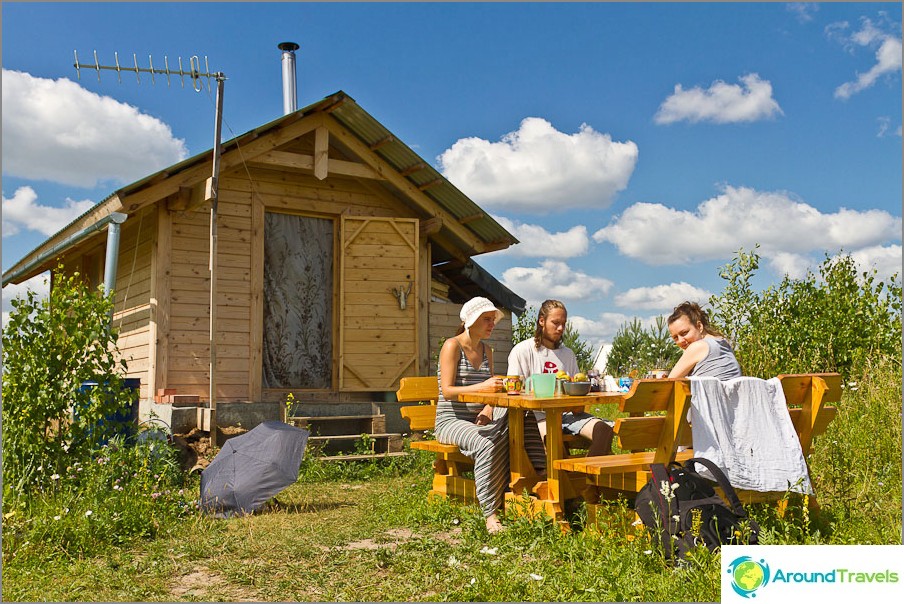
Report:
709,248,902,378
2,268,137,498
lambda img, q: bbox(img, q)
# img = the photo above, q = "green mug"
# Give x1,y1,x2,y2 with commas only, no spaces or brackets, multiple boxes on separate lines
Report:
526,373,556,398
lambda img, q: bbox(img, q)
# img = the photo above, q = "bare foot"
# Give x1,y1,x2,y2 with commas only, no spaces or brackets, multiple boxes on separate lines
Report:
485,514,504,534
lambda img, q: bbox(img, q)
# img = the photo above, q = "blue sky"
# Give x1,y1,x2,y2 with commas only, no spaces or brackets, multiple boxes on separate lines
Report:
2,2,901,346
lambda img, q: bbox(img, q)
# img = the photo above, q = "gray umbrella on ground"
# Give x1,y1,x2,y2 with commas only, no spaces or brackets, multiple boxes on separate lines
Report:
200,420,310,517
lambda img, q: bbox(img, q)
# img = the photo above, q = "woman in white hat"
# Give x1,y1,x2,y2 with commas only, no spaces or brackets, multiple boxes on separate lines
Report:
434,297,545,533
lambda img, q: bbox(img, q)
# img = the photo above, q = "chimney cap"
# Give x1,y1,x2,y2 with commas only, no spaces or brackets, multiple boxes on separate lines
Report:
278,42,300,52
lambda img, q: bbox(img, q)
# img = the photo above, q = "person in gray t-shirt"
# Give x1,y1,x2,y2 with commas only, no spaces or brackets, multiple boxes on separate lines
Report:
666,301,742,379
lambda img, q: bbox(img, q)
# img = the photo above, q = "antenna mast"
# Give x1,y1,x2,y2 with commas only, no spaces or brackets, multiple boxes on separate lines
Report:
75,50,226,447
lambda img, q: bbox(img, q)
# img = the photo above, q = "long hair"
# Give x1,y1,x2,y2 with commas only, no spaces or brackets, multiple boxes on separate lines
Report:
667,301,723,337
534,299,567,349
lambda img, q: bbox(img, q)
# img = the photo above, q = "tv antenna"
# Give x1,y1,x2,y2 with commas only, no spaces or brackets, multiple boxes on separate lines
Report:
74,50,226,446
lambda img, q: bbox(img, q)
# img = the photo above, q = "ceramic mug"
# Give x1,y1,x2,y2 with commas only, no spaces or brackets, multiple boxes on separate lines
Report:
526,373,557,398
502,375,523,395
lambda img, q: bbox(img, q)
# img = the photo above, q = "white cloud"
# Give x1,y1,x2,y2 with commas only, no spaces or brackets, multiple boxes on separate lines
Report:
767,251,814,280
614,282,713,311
438,117,638,213
877,116,904,137
654,73,783,125
592,184,901,265
1,272,50,328
492,216,589,259
1,69,188,188
2,186,95,237
500,260,614,309
830,17,902,100
787,3,819,24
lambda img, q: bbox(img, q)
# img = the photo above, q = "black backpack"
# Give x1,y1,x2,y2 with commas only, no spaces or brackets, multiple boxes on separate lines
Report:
635,457,759,561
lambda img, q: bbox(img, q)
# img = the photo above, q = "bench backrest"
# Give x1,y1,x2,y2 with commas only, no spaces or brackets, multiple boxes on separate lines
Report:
615,379,692,461
397,376,440,431
613,373,841,458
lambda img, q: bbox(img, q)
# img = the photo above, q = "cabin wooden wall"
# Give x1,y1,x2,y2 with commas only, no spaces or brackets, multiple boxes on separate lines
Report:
56,206,156,401
428,300,514,376
112,206,156,400
159,161,424,403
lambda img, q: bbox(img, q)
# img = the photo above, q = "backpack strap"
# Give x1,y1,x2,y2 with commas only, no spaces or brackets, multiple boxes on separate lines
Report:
648,463,675,551
684,457,747,517
650,463,672,527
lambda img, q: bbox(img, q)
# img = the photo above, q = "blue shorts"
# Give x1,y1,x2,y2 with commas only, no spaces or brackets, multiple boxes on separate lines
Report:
534,410,609,436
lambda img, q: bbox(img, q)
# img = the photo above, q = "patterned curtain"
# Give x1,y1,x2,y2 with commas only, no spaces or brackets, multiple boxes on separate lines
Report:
262,212,333,389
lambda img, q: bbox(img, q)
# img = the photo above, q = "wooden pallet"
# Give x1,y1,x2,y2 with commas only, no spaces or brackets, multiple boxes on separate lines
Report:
289,413,405,461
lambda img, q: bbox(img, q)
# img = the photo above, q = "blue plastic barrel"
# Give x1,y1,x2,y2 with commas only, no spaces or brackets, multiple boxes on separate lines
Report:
78,378,141,445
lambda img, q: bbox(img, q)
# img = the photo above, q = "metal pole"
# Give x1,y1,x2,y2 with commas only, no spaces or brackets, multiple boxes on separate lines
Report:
278,42,299,115
209,74,225,447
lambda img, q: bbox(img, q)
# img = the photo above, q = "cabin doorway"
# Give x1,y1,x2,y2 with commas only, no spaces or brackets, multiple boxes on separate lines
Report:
262,211,334,389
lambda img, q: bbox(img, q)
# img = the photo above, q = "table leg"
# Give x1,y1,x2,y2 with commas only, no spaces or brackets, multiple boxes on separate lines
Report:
507,409,538,495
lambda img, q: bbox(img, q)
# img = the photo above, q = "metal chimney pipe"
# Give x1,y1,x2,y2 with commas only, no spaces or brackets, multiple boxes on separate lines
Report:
278,42,300,115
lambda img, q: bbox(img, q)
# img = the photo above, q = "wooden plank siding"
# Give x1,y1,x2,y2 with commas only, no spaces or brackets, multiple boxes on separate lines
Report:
164,178,252,400
428,300,514,376
158,155,429,401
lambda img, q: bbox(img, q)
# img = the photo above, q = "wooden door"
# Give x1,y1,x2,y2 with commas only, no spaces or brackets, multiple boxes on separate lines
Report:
339,216,418,390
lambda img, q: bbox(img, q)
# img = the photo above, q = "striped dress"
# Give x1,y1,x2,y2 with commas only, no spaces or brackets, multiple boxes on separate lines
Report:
435,342,546,518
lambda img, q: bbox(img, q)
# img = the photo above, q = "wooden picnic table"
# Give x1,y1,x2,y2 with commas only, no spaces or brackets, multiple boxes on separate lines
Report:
457,390,625,523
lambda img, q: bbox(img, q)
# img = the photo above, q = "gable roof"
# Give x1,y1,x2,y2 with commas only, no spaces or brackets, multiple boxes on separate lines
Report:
4,90,519,289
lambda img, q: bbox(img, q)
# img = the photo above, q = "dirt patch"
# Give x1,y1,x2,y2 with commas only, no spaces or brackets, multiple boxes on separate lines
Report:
168,567,258,601
329,526,460,552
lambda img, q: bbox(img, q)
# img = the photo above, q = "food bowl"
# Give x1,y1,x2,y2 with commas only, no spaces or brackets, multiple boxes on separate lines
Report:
562,381,591,396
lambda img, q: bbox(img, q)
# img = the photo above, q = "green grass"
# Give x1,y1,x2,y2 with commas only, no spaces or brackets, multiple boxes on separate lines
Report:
3,358,900,602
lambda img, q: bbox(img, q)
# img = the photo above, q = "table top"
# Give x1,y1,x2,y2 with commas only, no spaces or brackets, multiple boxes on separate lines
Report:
458,390,625,410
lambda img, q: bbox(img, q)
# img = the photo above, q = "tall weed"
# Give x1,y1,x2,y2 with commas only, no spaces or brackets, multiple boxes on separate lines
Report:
2,436,193,562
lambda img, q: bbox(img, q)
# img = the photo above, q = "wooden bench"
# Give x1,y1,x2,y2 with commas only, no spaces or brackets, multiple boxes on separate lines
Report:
554,373,841,511
398,377,477,504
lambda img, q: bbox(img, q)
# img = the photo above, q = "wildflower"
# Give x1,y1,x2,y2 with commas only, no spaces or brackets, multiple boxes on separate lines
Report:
85,510,93,517
658,480,675,501
51,474,60,481
452,518,460,525
470,578,476,585
643,550,653,555
447,555,460,567
479,546,498,555
113,484,123,491
529,573,544,581
151,492,161,499
54,515,61,521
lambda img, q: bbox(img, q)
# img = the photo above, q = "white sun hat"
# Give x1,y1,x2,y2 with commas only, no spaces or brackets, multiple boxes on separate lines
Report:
460,297,505,330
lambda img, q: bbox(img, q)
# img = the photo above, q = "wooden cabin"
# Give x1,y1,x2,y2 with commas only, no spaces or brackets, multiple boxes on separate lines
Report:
3,91,525,430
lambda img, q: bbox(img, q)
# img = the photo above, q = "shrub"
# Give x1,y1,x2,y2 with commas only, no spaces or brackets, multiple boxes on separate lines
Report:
709,248,902,378
2,268,136,499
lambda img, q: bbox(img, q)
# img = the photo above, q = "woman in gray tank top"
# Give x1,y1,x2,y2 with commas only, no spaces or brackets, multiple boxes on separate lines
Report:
666,301,742,379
